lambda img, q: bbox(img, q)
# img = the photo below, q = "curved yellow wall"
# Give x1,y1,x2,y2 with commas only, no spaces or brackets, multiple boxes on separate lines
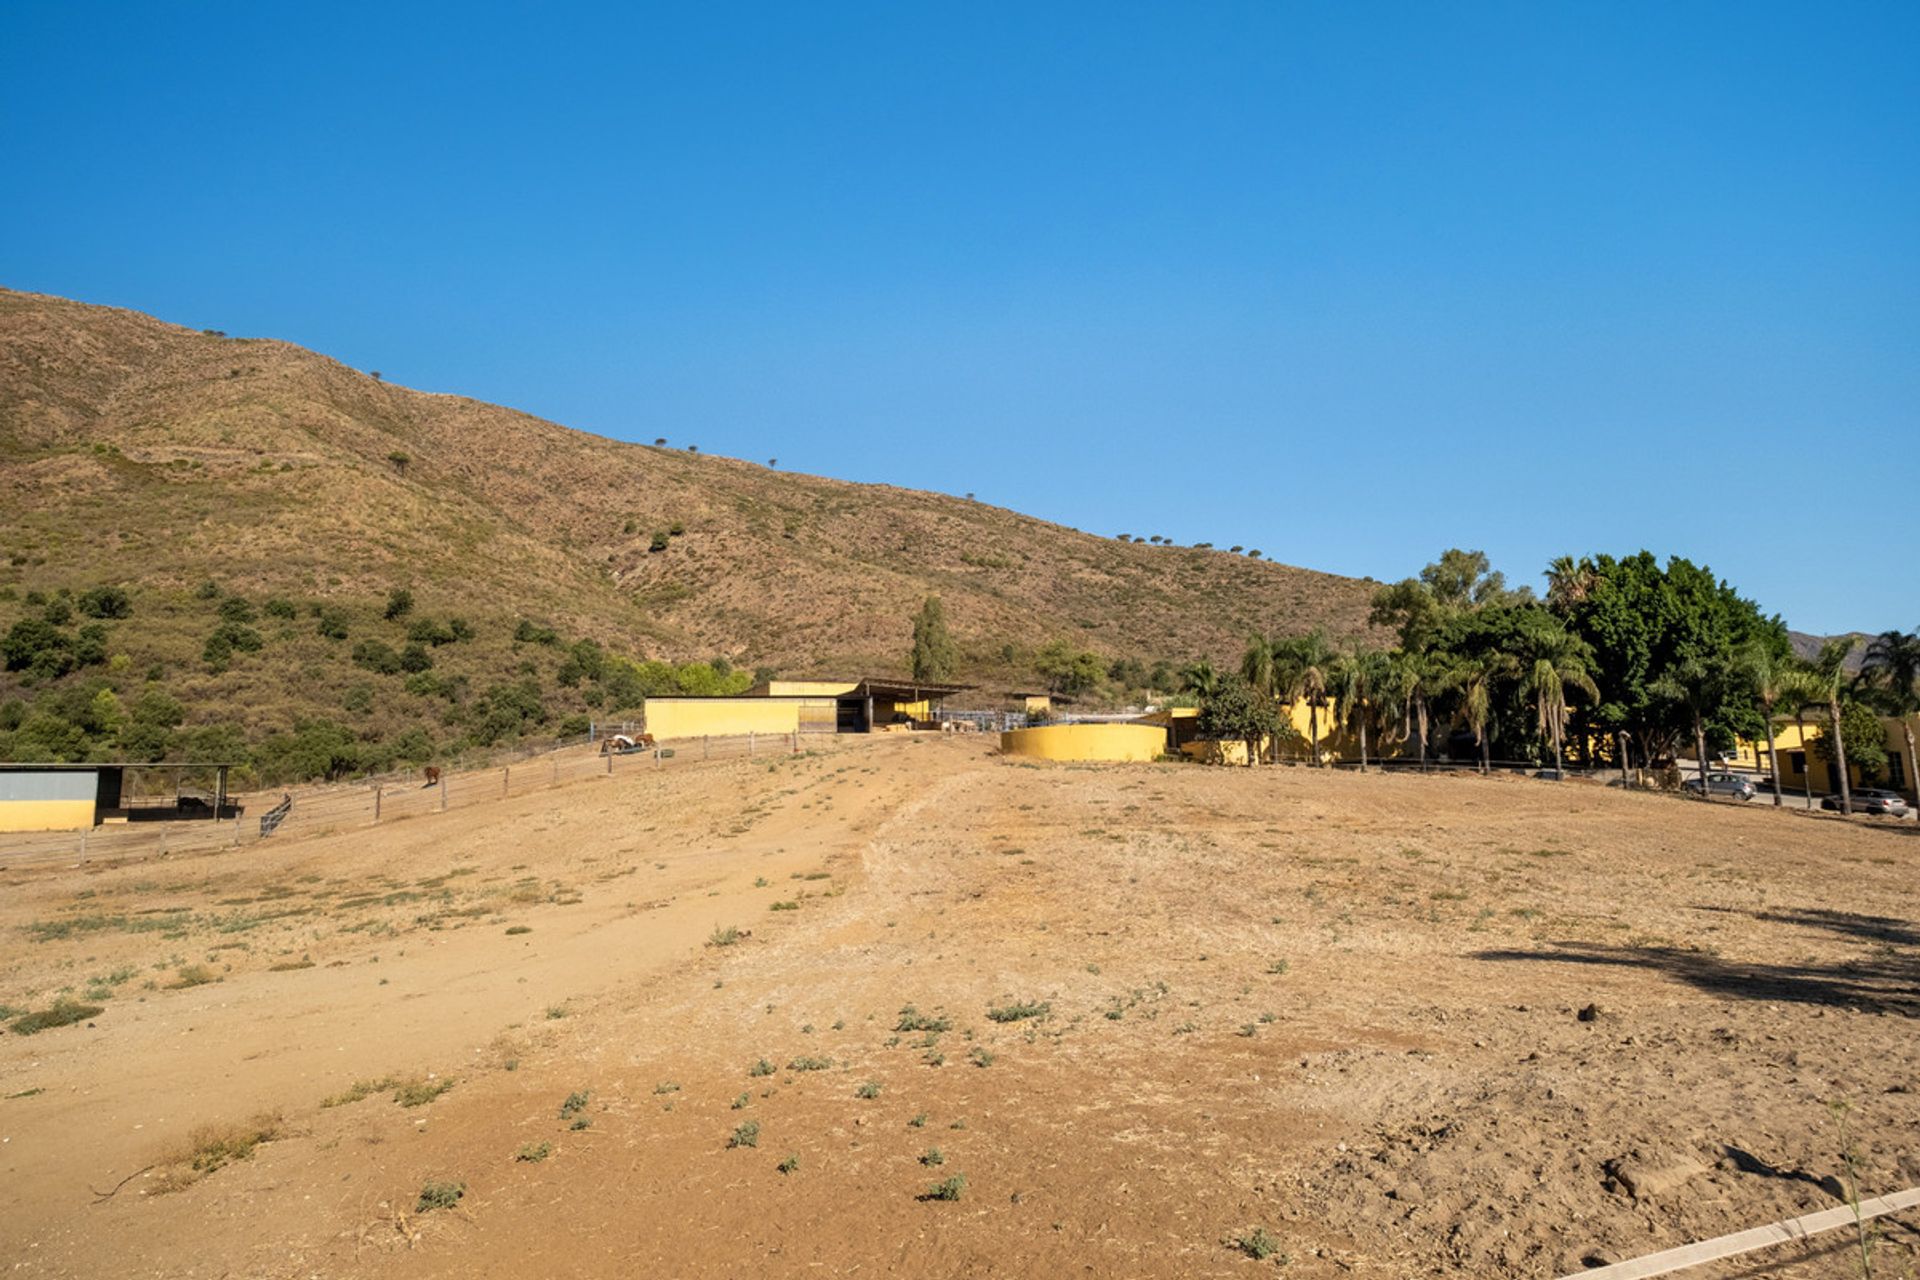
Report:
999,723,1168,762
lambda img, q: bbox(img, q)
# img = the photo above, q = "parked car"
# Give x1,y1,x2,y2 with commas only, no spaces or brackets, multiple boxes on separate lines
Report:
1683,772,1756,801
1822,789,1911,817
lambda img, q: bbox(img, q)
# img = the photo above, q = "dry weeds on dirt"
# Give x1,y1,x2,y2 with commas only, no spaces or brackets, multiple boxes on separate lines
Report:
3,735,1918,1278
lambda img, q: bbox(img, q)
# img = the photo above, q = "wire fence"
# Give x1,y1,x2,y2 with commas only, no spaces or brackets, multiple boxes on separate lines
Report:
0,729,819,871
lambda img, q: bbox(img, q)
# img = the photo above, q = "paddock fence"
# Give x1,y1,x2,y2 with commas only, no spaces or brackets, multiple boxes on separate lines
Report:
0,729,826,870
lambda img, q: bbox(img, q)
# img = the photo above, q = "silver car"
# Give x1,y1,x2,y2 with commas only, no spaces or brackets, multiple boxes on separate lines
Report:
1822,789,1911,817
1684,772,1757,801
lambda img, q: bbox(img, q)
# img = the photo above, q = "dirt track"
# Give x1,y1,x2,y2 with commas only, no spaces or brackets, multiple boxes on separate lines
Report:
4,736,1917,1277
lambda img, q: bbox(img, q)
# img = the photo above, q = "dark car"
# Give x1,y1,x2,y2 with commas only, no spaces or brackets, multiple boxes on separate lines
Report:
1683,772,1756,801
1822,789,1911,817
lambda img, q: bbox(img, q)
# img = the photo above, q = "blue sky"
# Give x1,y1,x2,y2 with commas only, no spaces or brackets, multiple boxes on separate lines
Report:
4,2,1914,635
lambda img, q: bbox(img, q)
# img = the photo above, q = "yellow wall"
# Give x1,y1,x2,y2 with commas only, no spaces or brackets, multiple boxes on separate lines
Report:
0,799,97,833
644,698,806,740
875,698,931,723
1024,695,1053,716
762,680,858,697
1766,714,1918,799
1000,722,1168,762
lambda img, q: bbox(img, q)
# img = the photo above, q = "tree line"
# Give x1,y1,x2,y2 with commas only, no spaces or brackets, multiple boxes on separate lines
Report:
1174,549,1915,819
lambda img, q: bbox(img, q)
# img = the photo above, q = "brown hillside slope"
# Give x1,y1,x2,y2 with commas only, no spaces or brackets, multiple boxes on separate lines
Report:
0,287,1377,677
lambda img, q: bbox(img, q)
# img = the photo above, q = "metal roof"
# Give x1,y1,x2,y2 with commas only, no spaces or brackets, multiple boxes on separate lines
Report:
0,761,238,770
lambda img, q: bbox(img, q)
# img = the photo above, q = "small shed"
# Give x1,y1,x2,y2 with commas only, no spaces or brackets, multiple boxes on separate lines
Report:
0,762,237,833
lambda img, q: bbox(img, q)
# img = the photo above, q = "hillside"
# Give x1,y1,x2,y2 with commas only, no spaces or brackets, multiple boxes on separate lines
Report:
0,287,1378,773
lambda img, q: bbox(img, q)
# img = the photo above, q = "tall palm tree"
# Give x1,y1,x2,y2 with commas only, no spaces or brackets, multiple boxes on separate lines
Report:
1444,651,1514,774
1331,647,1393,771
1738,641,1802,807
1380,650,1439,772
1808,638,1856,815
1781,664,1825,811
1861,627,1920,821
1239,635,1282,763
1276,632,1335,766
1517,630,1600,777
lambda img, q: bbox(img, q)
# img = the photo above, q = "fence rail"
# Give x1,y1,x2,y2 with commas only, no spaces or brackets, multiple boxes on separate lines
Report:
0,730,816,870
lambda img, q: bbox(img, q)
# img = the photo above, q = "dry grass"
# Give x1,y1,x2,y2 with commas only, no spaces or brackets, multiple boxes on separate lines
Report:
153,1112,283,1192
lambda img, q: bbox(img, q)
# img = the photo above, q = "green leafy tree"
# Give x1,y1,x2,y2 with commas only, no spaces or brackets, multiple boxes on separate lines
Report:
78,585,133,619
1195,673,1279,766
1035,641,1103,697
1550,552,1786,766
910,596,957,682
1814,698,1887,789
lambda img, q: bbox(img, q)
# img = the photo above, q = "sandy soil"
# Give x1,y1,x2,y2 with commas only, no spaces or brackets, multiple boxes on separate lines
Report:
3,735,1917,1278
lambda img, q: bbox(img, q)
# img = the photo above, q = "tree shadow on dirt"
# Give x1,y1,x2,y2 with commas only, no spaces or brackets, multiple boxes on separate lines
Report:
1474,906,1920,1015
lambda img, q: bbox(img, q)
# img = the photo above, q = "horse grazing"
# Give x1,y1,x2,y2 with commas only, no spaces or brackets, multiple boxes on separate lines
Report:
422,765,442,788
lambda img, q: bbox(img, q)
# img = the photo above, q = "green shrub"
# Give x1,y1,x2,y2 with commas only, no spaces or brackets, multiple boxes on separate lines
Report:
415,1180,464,1212
921,1173,966,1201
728,1120,760,1149
384,588,414,621
895,1005,951,1033
986,1000,1049,1023
8,998,103,1035
78,585,133,619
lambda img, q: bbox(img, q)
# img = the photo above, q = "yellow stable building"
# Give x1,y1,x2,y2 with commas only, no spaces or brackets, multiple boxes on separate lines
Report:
641,678,969,742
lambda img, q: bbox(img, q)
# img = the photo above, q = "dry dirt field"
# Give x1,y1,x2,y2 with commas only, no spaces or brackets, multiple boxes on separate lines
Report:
3,735,1918,1279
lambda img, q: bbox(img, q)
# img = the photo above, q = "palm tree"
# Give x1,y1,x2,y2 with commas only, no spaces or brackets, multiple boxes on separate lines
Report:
1861,627,1920,821
1239,635,1282,763
1544,555,1597,613
1179,660,1221,701
1331,647,1392,771
1517,630,1600,777
1444,651,1514,774
1738,641,1802,807
1275,632,1335,766
1378,650,1437,772
1808,638,1856,815
1782,664,1826,811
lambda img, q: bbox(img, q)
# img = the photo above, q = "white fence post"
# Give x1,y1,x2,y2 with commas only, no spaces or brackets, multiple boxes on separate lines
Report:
503,766,510,798
439,774,448,812
374,785,383,823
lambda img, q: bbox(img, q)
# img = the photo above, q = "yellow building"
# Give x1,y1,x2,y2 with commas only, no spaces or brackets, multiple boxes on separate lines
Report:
1757,714,1918,801
999,722,1169,762
1141,699,1408,765
642,678,969,742
0,762,239,833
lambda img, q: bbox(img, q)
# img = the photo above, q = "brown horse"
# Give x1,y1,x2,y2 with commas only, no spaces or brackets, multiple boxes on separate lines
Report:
422,766,442,788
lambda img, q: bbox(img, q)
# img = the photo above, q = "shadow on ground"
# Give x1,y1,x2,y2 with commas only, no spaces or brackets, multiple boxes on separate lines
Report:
1475,906,1920,1015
